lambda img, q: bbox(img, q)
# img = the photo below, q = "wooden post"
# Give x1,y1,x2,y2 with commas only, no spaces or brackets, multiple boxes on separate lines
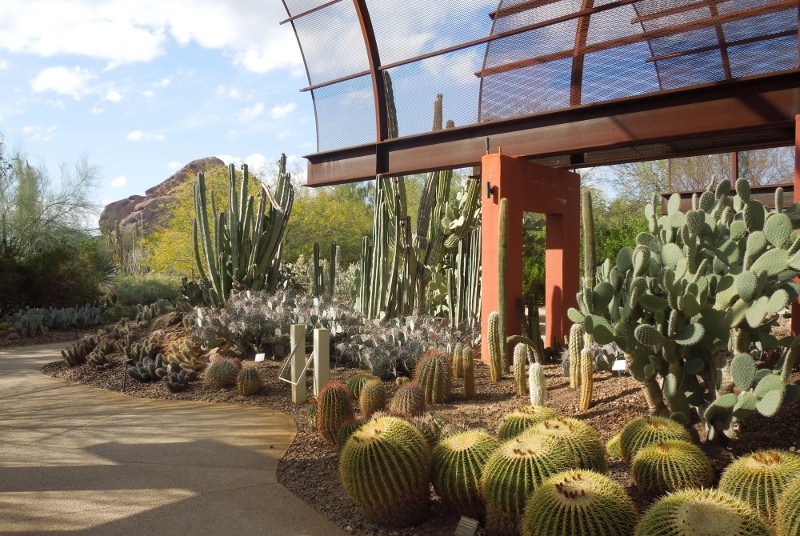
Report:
290,323,306,404
313,328,330,396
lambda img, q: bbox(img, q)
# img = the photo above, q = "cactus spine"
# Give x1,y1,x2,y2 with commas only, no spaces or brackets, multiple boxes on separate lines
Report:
339,416,432,526
578,347,593,411
513,343,528,396
489,311,504,382
497,406,558,440
569,323,585,389
528,362,546,406
389,382,426,417
777,473,800,536
522,469,639,536
619,416,692,463
452,342,464,379
631,440,714,496
527,416,608,473
317,381,355,445
432,430,500,518
463,346,476,399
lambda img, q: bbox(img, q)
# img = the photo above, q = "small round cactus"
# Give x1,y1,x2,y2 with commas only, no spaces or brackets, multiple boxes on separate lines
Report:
635,488,770,536
522,469,639,536
410,413,445,449
413,350,452,404
237,366,263,396
525,416,607,473
337,418,364,448
339,416,432,526
432,430,500,518
358,378,386,419
316,381,354,445
718,449,800,523
631,440,714,496
203,358,239,389
607,432,622,459
777,474,800,536
619,416,692,463
346,373,377,400
482,434,575,536
497,406,558,440
388,382,426,417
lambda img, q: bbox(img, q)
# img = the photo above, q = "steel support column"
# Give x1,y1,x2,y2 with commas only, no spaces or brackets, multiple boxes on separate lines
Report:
480,153,580,365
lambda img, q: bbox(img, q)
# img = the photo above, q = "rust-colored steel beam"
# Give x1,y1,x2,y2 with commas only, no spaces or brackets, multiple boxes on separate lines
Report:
645,30,796,63
353,0,387,143
305,70,800,186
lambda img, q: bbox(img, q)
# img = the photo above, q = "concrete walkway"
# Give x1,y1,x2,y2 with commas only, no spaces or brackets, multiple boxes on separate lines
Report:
0,343,347,536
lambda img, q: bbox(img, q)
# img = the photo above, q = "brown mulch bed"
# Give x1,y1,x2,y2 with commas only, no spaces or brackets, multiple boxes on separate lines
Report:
6,320,799,536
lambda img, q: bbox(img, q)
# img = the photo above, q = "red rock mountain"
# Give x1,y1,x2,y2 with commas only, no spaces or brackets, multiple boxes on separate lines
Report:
98,157,225,232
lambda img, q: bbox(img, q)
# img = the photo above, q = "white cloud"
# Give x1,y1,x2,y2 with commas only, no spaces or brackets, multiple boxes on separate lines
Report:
216,85,241,99
0,60,8,70
167,161,181,170
30,66,96,99
90,105,104,114
140,90,154,98
22,124,57,142
111,175,127,187
104,89,122,102
217,153,269,174
154,77,171,88
239,102,265,121
127,130,165,142
271,102,296,119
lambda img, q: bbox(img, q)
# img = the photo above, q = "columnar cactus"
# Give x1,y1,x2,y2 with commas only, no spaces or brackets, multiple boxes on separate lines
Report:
359,378,387,419
202,358,239,389
316,381,354,445
526,417,608,473
634,488,770,536
619,416,692,463
413,350,452,404
488,311,504,382
237,366,262,396
513,343,528,396
568,323,585,389
432,430,500,518
528,362,546,406
452,342,464,379
339,416,432,526
163,367,197,393
522,469,638,536
481,434,575,536
578,347,593,411
463,346,476,399
631,440,714,496
128,354,168,382
718,449,800,523
497,406,558,441
497,197,509,371
389,382,426,417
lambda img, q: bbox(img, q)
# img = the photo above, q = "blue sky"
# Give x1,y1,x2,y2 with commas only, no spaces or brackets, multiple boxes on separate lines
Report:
0,1,314,217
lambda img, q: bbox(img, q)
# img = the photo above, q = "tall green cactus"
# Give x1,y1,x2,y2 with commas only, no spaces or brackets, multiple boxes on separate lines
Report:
193,156,294,306
488,311,504,382
497,197,509,370
569,177,800,440
513,343,528,396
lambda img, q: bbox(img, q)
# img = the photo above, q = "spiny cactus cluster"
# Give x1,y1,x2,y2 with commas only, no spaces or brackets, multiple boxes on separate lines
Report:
127,355,168,382
86,339,116,370
135,302,160,326
118,336,160,363
168,338,206,371
162,365,197,393
62,335,99,367
570,177,800,439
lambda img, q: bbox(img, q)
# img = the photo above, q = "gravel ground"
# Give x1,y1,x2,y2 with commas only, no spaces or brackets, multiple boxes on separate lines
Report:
12,319,800,536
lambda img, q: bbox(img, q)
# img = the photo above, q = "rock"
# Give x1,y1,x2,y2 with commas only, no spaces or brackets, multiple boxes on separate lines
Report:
98,156,226,232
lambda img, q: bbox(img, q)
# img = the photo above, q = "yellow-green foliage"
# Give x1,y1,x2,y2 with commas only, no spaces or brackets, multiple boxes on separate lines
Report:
718,449,800,524
144,162,261,274
522,469,639,536
497,406,558,440
339,416,432,527
619,416,692,463
432,430,500,518
481,434,575,536
635,488,770,536
526,417,608,473
631,440,714,496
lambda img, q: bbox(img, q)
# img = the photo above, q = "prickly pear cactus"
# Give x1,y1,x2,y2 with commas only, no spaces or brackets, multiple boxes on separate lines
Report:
522,469,639,536
482,434,575,536
431,430,500,518
359,378,387,419
718,449,800,523
389,382,426,417
497,406,558,441
413,350,452,404
631,440,714,496
317,381,354,445
526,417,608,473
619,416,692,464
237,366,262,396
634,488,770,536
339,416,432,526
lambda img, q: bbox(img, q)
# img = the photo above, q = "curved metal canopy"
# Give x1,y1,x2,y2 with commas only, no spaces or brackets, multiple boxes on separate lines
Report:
281,0,800,185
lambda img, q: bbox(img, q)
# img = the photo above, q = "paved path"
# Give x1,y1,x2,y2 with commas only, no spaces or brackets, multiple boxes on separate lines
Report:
0,343,347,535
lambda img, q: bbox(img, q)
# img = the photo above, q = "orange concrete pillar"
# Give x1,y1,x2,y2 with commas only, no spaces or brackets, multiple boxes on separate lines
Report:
793,115,800,336
481,153,580,364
